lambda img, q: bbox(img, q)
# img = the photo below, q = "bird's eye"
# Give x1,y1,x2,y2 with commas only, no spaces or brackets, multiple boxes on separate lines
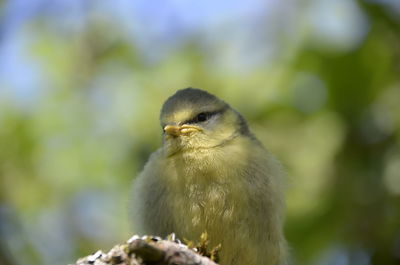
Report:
185,112,216,124
196,112,208,122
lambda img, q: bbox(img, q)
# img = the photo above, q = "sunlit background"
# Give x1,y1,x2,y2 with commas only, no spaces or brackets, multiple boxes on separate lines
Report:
0,0,399,264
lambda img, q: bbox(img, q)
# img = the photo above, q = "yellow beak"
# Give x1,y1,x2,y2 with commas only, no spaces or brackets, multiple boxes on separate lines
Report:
164,125,202,137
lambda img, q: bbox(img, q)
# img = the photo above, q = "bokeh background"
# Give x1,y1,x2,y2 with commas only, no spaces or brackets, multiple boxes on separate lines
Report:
0,0,399,264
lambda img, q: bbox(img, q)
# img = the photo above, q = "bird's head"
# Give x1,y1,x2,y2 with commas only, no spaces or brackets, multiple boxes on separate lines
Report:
160,88,249,156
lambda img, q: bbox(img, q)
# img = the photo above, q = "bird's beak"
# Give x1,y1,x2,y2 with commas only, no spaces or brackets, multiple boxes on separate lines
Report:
164,124,202,137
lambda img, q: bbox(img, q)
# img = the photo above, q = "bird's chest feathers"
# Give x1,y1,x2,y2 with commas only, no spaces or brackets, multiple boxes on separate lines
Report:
165,148,234,189
162,150,243,233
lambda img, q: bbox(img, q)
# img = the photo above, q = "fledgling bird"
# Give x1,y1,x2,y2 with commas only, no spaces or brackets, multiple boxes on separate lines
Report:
131,88,288,265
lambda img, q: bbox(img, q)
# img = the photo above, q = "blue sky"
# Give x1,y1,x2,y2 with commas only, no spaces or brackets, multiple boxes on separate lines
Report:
1,0,398,108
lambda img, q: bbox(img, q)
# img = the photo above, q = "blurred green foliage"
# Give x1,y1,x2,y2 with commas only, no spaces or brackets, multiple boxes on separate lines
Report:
0,0,399,265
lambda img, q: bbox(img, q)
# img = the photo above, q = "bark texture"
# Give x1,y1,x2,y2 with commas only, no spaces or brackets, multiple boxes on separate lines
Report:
71,234,220,265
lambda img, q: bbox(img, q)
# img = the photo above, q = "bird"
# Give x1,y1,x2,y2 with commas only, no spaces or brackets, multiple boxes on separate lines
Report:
131,88,288,265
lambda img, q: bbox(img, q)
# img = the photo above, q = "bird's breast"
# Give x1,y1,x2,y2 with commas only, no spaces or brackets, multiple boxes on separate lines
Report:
160,145,251,236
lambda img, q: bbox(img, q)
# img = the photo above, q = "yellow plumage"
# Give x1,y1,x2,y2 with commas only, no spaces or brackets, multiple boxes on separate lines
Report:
131,88,287,265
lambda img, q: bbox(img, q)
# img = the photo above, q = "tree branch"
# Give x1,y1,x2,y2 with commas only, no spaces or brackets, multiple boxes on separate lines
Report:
71,234,220,265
